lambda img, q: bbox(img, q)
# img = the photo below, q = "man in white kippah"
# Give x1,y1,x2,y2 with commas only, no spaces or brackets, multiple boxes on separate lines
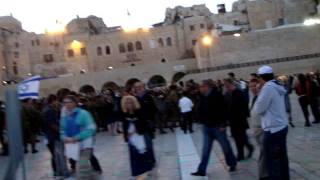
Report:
253,65,290,180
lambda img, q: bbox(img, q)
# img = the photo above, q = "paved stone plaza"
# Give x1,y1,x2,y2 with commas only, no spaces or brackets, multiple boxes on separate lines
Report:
1,95,320,180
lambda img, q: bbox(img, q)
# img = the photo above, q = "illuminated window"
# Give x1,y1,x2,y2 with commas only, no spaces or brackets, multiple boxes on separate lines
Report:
135,41,143,50
166,37,172,46
158,38,164,47
119,43,126,53
67,49,74,57
105,46,111,55
127,42,134,52
97,47,102,56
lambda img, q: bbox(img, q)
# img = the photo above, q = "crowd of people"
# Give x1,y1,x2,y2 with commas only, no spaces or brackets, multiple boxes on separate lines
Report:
0,66,320,180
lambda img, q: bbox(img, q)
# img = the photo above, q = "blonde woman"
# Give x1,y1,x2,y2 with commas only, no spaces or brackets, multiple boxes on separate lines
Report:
121,95,155,180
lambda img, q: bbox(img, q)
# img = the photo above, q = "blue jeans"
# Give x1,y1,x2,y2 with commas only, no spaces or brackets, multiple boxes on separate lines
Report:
198,126,237,173
264,127,290,180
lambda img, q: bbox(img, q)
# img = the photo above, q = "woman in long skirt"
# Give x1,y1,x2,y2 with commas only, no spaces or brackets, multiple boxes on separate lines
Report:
121,95,155,179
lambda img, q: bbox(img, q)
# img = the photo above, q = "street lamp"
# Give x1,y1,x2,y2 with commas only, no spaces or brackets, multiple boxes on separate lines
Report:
303,19,320,26
201,35,213,68
202,35,213,46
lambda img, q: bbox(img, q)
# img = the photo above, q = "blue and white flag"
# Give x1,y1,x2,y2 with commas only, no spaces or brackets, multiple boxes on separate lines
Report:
17,76,41,100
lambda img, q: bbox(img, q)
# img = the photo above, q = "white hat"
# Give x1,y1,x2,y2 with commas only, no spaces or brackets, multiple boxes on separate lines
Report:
258,65,273,75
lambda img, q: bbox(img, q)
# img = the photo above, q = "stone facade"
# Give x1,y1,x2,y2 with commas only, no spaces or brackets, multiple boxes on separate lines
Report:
195,24,320,69
0,0,318,89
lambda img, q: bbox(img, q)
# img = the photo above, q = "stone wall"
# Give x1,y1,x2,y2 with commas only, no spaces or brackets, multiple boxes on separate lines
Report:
196,24,320,69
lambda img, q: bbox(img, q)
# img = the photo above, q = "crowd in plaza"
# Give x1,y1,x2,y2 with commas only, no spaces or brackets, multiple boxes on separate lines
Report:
0,66,320,180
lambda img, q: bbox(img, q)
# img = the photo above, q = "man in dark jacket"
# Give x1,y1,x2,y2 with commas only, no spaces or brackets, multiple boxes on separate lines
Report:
192,80,237,176
43,95,61,175
133,81,157,165
224,78,254,161
0,102,8,156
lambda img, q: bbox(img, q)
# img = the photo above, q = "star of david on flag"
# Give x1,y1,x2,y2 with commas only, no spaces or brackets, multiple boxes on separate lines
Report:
17,75,41,100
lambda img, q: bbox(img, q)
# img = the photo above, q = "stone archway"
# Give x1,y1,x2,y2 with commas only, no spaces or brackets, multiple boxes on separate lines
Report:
79,84,96,96
101,81,120,92
172,72,186,83
147,75,167,89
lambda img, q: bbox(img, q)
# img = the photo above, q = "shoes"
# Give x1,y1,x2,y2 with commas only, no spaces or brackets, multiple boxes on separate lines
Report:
305,123,311,127
32,149,38,154
229,166,237,172
237,157,244,161
191,171,206,176
312,121,320,124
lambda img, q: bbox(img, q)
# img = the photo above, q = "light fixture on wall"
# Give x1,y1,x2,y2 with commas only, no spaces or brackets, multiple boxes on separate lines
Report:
80,69,86,74
233,33,241,37
303,19,320,26
107,66,114,70
202,35,213,46
27,73,32,76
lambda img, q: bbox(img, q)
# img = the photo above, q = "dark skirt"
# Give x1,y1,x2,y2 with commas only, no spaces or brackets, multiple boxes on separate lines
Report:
128,134,155,177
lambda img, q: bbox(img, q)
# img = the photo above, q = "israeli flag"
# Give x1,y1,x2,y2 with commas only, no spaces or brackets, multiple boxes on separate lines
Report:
17,76,41,100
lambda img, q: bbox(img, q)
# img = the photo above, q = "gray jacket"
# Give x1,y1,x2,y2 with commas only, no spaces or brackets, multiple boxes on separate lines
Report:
253,80,288,133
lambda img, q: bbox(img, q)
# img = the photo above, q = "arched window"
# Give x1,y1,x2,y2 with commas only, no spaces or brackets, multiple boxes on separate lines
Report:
135,41,143,50
105,46,111,55
166,37,172,46
97,47,102,56
127,42,134,52
119,43,126,53
158,38,164,47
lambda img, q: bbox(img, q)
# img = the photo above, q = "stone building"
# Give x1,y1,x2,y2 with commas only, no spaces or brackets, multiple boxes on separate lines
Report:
0,0,318,87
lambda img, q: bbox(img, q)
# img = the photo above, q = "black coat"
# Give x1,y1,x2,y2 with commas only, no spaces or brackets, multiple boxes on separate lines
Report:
122,111,148,142
225,89,250,130
136,92,157,121
197,88,227,128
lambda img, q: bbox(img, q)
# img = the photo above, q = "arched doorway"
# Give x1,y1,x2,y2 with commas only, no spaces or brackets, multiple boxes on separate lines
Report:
101,81,120,92
148,75,167,89
172,72,186,83
125,78,141,92
79,85,96,96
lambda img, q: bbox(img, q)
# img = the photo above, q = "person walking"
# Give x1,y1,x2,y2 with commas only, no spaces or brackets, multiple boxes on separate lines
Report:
42,95,61,176
224,78,254,161
121,95,155,180
249,79,269,180
178,91,194,134
133,82,157,165
254,66,290,180
191,80,237,177
60,95,98,178
294,74,320,126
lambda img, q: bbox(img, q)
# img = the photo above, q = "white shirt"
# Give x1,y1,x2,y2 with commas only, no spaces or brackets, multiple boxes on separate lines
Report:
179,96,194,113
